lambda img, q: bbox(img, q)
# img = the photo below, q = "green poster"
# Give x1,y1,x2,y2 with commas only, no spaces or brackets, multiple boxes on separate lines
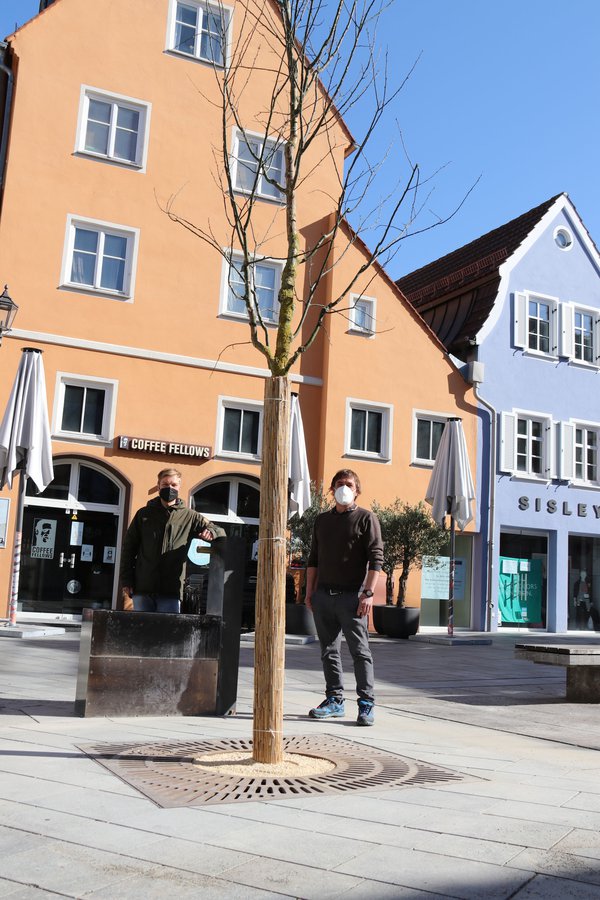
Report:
498,557,543,625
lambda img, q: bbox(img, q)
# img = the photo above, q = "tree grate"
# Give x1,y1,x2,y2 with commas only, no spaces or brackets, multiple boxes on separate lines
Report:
79,734,474,808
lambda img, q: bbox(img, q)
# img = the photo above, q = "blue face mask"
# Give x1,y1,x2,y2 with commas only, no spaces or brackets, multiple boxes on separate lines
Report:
159,486,178,503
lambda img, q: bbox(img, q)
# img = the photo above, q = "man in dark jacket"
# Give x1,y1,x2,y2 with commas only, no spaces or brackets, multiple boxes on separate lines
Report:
305,468,383,726
120,467,222,612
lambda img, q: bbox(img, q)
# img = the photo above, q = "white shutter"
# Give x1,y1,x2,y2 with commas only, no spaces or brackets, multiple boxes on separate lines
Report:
595,315,600,366
500,412,517,473
544,418,555,479
560,302,574,359
550,304,558,355
514,293,527,349
559,421,575,481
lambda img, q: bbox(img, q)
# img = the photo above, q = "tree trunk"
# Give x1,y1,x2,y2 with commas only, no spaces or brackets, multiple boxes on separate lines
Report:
253,375,290,763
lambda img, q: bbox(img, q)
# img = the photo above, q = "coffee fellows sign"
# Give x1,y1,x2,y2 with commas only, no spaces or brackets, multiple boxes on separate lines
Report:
118,436,211,460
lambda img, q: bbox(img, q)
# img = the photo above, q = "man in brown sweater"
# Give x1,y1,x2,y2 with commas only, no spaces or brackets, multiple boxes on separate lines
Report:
306,468,383,726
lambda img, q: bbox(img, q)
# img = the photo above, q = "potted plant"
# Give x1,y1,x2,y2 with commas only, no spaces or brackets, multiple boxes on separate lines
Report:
286,482,330,634
371,500,446,638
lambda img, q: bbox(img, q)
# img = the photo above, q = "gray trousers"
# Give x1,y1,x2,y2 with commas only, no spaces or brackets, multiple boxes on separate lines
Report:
311,588,375,703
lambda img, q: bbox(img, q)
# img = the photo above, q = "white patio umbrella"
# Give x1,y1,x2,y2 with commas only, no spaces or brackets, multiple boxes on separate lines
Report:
425,417,475,636
0,348,54,624
288,393,311,518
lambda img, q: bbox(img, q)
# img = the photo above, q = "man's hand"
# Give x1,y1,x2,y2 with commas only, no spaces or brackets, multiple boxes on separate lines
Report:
122,585,133,597
357,591,373,618
198,528,214,541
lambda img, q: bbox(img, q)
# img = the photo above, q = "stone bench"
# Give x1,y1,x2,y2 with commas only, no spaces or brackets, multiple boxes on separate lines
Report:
515,643,600,702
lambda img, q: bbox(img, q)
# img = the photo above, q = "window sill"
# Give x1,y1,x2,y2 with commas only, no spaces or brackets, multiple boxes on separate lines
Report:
214,451,261,464
347,327,375,338
344,451,391,464
219,312,277,327
52,433,112,446
59,283,132,302
520,350,559,362
73,151,144,172
164,48,225,69
508,473,551,484
567,359,600,372
232,187,285,206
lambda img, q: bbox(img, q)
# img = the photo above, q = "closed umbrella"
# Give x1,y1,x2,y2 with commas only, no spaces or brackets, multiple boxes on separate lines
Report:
0,348,54,625
288,393,310,518
425,417,475,636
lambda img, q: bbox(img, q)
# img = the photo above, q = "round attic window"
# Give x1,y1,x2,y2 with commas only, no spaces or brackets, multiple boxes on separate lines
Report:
554,227,573,250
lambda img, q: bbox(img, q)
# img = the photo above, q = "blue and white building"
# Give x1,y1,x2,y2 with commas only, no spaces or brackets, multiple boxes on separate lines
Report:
399,194,600,633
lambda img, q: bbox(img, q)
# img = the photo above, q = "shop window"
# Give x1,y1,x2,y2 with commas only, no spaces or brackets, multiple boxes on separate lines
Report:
167,0,231,66
232,130,284,201
345,399,392,461
193,477,260,523
52,374,118,444
514,291,558,357
500,410,554,479
217,397,262,459
76,87,151,169
61,215,139,299
560,302,600,366
568,535,600,632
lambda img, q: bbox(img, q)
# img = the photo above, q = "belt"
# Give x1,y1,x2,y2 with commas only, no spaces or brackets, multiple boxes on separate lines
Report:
319,584,359,595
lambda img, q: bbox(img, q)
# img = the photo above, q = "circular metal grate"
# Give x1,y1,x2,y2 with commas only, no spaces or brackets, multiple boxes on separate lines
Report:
80,734,471,808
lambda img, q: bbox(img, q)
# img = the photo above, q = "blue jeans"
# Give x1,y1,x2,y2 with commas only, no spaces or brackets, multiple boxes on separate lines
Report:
311,587,375,703
132,594,180,613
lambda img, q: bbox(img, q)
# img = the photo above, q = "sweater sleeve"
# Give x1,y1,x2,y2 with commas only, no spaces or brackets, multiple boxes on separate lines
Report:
366,511,384,571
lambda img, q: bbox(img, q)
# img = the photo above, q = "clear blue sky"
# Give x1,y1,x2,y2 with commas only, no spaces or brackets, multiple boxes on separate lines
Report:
2,0,598,279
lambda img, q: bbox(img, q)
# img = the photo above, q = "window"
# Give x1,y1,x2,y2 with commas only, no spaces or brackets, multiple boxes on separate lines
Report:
514,291,558,357
345,399,392,461
554,226,573,250
560,302,599,366
500,410,554,479
217,398,262,459
76,87,150,169
413,412,447,465
221,252,281,323
232,131,284,200
559,421,600,484
52,374,118,444
61,216,139,298
348,295,376,335
167,0,231,66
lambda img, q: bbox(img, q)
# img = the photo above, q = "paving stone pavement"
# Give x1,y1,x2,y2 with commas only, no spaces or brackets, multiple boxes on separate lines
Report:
1,628,600,898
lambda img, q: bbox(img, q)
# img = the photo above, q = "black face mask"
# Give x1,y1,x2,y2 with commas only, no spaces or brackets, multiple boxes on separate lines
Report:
159,486,178,503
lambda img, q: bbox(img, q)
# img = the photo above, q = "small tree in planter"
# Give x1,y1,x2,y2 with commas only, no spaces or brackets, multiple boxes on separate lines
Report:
372,499,446,623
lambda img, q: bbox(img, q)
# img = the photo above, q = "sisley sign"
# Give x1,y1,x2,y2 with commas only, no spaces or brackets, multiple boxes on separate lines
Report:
118,435,211,459
518,496,600,519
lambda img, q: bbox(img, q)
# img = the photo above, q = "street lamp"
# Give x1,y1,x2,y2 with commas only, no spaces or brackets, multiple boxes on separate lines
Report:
0,285,18,345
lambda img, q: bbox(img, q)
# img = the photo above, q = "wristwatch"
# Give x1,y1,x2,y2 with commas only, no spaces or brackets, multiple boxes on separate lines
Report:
361,589,374,598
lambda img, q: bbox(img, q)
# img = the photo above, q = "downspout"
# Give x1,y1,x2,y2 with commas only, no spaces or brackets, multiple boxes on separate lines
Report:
0,41,14,197
473,381,497,632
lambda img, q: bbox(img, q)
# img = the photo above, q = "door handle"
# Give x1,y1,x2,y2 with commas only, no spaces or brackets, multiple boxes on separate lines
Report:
59,552,65,568
70,553,76,569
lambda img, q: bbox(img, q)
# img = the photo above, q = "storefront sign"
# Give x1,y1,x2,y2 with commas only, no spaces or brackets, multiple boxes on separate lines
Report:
421,556,466,601
118,435,211,459
31,518,57,559
0,498,9,549
518,496,600,518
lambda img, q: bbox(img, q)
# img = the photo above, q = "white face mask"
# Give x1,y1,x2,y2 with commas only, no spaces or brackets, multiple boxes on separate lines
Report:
581,571,587,581
334,485,355,506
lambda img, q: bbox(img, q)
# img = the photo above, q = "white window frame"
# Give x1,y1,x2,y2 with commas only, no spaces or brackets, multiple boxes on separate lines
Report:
411,410,450,467
74,85,151,171
500,409,555,480
216,396,263,461
345,398,393,462
514,291,559,358
220,250,282,324
60,215,139,300
561,419,600,486
560,301,600,367
52,373,118,445
166,0,233,67
348,294,376,336
231,128,285,202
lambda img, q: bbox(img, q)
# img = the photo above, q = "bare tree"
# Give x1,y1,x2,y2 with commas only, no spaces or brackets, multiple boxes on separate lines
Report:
166,0,466,762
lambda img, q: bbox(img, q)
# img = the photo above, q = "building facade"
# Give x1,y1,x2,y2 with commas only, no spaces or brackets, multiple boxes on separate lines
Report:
0,0,478,626
399,194,600,633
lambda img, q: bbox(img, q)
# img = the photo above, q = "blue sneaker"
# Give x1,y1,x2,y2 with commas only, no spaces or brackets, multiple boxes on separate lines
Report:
357,699,374,726
309,697,345,719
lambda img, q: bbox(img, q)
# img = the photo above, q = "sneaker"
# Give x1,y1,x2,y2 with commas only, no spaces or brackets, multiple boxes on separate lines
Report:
309,697,345,719
357,699,374,726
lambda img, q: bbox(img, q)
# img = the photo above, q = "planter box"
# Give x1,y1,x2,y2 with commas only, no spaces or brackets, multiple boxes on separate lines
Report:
372,604,420,639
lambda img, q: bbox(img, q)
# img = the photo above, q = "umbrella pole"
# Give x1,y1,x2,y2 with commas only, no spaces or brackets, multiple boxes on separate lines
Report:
448,512,455,637
8,470,27,626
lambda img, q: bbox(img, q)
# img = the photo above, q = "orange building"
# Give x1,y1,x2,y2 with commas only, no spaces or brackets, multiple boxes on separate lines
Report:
0,0,478,627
